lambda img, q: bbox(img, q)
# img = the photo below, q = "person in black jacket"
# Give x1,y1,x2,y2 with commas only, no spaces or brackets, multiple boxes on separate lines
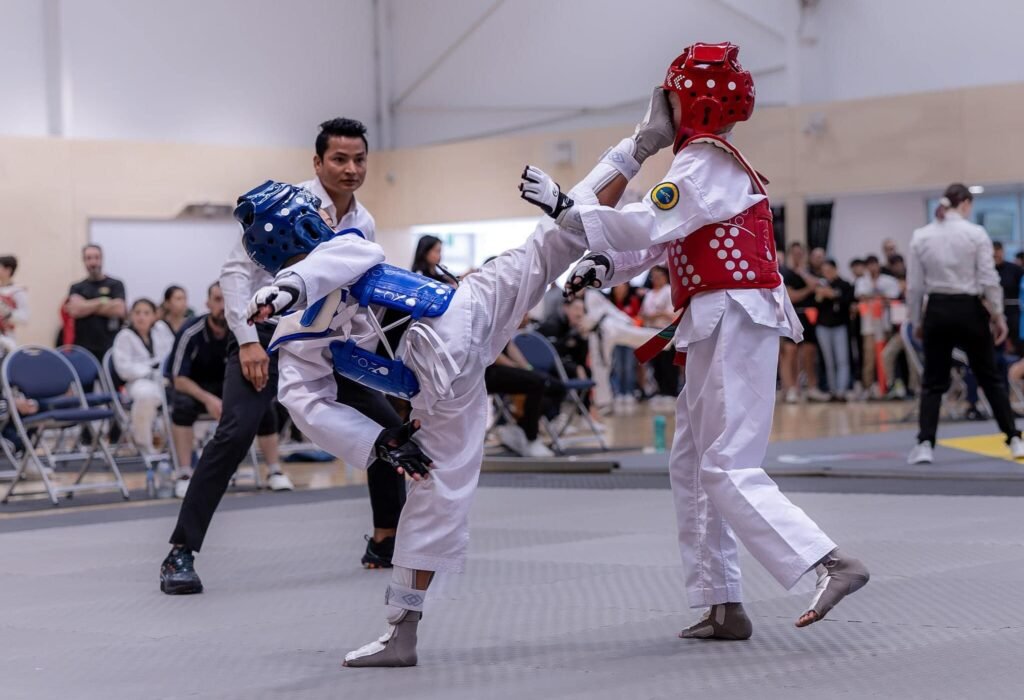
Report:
814,259,855,399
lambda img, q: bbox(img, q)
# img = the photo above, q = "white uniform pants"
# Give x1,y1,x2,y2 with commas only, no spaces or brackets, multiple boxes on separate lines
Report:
391,220,587,573
127,378,163,455
671,299,835,607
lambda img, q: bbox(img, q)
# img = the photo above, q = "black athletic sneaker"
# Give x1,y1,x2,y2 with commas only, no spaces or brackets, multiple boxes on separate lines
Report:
361,535,395,569
160,546,204,594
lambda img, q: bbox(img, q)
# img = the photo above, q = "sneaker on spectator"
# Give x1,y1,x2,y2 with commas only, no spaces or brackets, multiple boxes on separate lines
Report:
784,388,801,404
174,476,191,500
1011,437,1024,460
885,379,907,400
268,471,294,491
907,442,934,465
524,439,555,458
807,388,831,403
496,424,531,456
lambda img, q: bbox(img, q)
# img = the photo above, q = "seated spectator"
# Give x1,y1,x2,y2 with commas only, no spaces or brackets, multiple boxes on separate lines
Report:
639,266,678,408
160,285,193,334
65,244,126,363
1,396,39,458
484,340,562,458
854,255,901,397
165,283,289,496
539,297,592,382
814,259,855,399
606,283,642,406
112,299,174,457
0,255,29,356
411,235,455,286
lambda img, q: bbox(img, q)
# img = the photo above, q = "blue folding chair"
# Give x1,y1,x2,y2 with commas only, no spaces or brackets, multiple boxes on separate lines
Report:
1,346,128,505
512,330,607,453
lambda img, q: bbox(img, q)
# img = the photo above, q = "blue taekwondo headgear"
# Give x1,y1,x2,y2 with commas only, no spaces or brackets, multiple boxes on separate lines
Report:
234,180,356,274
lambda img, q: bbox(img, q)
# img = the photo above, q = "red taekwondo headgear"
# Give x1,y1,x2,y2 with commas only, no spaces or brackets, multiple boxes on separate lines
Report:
663,42,755,151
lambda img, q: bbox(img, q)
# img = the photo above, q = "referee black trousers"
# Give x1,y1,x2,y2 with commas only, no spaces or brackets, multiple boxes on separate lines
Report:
170,326,406,551
917,295,1020,446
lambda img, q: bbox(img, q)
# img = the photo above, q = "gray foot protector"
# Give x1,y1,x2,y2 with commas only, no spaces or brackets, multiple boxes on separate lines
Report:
679,602,753,640
798,549,870,627
343,610,422,667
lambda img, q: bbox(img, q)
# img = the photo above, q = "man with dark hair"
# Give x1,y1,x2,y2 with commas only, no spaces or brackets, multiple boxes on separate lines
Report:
160,117,405,595
64,244,126,361
993,241,1022,353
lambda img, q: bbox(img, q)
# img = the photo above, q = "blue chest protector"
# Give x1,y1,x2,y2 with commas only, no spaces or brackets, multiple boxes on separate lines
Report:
284,264,455,400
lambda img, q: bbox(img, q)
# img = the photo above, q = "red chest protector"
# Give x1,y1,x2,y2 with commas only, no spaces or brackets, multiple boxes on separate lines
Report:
667,135,780,310
636,135,780,364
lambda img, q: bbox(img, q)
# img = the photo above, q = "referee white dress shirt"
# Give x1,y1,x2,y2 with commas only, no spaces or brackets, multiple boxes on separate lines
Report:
220,177,376,345
906,210,1003,327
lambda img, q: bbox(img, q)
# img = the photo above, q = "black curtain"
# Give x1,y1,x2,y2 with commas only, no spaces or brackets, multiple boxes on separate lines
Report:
771,205,786,251
806,202,833,252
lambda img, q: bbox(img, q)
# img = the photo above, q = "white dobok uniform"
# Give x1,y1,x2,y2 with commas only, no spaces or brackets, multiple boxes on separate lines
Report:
273,219,587,574
578,141,836,607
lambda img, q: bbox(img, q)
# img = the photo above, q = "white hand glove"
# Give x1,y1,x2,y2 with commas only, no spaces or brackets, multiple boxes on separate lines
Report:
632,87,675,162
564,253,613,300
519,166,575,221
246,285,298,323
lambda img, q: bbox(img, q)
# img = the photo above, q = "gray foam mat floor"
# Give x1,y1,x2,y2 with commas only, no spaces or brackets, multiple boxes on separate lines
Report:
3,486,1024,699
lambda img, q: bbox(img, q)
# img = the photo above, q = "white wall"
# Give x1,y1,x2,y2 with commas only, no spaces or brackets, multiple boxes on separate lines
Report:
0,0,49,136
799,1,1024,104
827,191,931,273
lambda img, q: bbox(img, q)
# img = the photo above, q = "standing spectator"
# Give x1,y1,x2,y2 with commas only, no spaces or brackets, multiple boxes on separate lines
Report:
411,235,453,285
112,299,174,457
881,239,900,273
160,285,193,335
0,255,29,356
64,245,126,362
779,243,828,403
808,247,826,276
907,183,1022,463
814,259,854,398
854,255,901,397
1015,252,1024,268
607,283,642,406
993,242,1022,353
639,266,678,408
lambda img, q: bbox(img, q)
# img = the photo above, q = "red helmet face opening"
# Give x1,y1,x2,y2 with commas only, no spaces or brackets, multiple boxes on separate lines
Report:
663,42,755,151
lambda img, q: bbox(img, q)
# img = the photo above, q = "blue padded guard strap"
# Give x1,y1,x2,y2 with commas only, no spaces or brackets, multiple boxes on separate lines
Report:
349,264,454,320
329,339,420,400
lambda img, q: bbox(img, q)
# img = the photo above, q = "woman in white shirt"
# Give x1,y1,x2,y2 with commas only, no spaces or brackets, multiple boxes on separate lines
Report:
113,299,175,454
640,265,678,405
906,183,1023,464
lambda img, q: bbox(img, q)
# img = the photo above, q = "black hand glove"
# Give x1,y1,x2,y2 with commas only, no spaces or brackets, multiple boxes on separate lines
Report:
564,253,612,300
374,420,434,479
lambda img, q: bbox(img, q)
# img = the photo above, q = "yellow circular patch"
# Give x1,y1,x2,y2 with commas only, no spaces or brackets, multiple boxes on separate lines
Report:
651,182,679,210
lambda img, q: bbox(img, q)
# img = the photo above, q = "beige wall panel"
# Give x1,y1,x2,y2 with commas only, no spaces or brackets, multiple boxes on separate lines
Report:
961,84,1024,185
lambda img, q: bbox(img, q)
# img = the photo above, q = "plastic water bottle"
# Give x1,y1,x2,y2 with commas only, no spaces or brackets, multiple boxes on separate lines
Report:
653,415,667,453
156,460,174,499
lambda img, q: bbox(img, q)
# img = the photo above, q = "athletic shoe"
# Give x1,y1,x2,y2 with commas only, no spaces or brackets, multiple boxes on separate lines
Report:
807,388,831,403
361,535,395,569
496,424,530,456
523,439,555,458
160,546,203,595
784,388,800,404
174,476,191,500
907,441,933,464
1011,436,1024,460
268,471,294,491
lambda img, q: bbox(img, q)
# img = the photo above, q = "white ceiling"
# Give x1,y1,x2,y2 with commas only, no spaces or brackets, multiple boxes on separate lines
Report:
1,0,1022,149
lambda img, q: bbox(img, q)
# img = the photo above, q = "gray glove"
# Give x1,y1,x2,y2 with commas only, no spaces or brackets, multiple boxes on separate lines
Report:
632,87,675,162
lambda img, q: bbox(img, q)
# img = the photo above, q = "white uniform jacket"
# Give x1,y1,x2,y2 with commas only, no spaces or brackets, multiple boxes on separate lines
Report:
578,141,802,348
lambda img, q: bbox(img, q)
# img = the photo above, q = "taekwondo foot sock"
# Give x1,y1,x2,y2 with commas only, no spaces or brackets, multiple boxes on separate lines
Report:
344,567,424,667
796,549,870,628
679,603,752,640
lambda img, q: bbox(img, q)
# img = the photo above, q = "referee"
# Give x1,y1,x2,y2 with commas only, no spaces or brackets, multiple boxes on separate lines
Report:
906,183,1023,464
160,118,406,594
